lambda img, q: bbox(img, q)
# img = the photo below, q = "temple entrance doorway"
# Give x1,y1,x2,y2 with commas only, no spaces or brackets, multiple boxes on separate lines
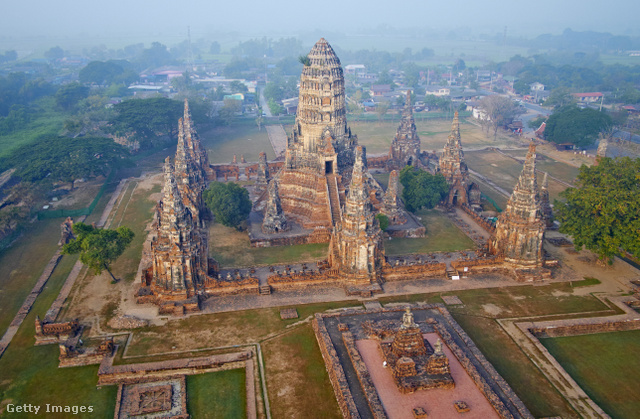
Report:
325,161,333,174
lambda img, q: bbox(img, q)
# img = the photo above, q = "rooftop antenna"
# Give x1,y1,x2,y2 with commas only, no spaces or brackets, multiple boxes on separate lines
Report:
502,26,507,61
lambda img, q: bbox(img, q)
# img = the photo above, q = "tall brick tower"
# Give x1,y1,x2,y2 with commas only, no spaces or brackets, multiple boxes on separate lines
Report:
388,90,421,170
490,142,546,268
328,146,384,284
278,38,358,236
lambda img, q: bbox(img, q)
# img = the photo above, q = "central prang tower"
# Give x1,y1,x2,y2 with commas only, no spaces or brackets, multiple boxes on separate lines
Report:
278,38,358,237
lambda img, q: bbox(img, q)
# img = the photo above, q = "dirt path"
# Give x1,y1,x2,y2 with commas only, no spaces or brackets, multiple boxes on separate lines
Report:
265,125,287,158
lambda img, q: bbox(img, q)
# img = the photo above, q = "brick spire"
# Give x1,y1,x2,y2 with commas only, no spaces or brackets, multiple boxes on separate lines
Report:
490,142,546,268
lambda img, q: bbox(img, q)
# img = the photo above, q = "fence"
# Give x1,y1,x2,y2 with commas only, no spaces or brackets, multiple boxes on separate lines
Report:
37,170,116,220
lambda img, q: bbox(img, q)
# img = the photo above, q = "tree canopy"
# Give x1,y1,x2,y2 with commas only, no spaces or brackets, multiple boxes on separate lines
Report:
478,95,525,137
62,223,135,281
79,60,138,85
555,157,640,263
109,97,183,146
55,82,89,111
0,136,129,185
203,182,252,229
544,105,612,147
399,166,449,212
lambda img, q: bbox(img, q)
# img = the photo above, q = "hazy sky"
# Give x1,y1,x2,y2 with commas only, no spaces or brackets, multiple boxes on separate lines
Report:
2,0,640,50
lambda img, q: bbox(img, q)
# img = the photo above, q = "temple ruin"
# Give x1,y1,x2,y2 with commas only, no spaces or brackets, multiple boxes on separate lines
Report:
490,142,547,270
276,38,357,238
387,90,422,170
439,111,481,209
328,146,384,284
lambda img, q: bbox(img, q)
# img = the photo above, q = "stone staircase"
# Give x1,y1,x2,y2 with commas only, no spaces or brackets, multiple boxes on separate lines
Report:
446,268,459,280
326,174,341,224
259,285,271,295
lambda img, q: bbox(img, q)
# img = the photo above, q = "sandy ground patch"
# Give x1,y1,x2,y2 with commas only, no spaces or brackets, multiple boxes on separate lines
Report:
482,303,503,316
356,333,501,419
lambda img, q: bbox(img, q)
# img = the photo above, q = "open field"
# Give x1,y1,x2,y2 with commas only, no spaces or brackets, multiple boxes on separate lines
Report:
199,124,275,164
465,149,573,202
187,369,247,419
384,208,476,255
0,251,117,417
0,218,67,336
0,100,66,159
541,330,640,419
350,117,518,155
263,325,342,419
208,223,328,268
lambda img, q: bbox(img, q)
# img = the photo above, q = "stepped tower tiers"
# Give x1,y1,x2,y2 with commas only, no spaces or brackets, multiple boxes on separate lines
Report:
328,146,384,284
182,99,210,175
439,112,481,208
148,157,209,299
388,90,421,170
540,172,554,227
262,180,288,234
490,143,546,268
382,170,406,224
174,117,205,226
278,38,356,233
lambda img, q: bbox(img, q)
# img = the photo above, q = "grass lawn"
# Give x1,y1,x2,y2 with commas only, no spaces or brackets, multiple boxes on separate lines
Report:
125,299,361,358
199,124,274,164
0,100,66,159
540,330,640,419
108,181,160,282
208,223,328,268
0,218,68,336
263,325,341,419
350,117,516,155
187,369,246,419
384,208,475,255
0,252,117,418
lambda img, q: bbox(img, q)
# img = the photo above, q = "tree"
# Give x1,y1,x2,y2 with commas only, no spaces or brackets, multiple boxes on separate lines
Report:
375,101,390,122
399,166,449,212
544,87,575,108
513,79,531,95
544,105,612,147
109,98,183,147
555,157,640,263
478,95,525,137
267,98,283,116
0,136,129,187
203,182,252,229
375,214,389,231
44,46,64,61
79,60,138,85
217,98,242,125
63,223,134,282
209,41,221,55
527,115,547,129
55,82,89,111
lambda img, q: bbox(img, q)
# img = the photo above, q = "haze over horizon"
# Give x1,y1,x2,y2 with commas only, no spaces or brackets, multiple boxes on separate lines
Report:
2,0,640,52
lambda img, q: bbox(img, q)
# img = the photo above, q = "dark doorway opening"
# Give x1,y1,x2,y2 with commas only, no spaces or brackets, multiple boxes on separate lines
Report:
325,161,333,174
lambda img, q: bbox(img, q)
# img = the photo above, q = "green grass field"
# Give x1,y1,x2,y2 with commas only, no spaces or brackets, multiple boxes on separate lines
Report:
0,218,70,336
263,325,342,419
350,117,514,155
199,124,275,164
208,223,328,268
0,103,66,159
0,251,117,418
384,208,476,255
187,369,247,419
541,330,640,419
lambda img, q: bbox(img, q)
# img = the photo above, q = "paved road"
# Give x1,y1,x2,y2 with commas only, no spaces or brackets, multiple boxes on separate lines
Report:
259,87,272,117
